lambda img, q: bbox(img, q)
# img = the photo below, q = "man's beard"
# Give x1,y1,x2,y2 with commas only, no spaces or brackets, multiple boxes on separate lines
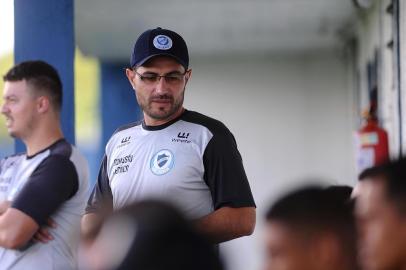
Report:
141,91,185,121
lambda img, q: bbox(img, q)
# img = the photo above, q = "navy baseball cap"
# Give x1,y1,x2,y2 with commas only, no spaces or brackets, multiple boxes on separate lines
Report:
130,27,189,69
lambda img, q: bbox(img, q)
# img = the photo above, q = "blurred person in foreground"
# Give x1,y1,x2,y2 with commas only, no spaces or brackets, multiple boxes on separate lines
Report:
355,158,406,270
0,60,89,269
265,186,358,270
82,27,256,244
82,200,224,270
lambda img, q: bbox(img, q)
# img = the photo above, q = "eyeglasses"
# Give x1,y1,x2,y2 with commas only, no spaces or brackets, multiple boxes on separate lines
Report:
133,70,187,85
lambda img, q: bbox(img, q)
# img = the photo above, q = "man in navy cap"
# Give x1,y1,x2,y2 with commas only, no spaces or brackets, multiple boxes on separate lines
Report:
82,28,256,244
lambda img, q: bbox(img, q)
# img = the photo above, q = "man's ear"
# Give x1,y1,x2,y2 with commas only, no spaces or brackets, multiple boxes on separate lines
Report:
37,96,50,114
185,69,192,84
125,68,136,90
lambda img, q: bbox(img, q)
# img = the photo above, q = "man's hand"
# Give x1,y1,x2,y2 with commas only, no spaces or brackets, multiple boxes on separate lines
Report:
33,218,57,243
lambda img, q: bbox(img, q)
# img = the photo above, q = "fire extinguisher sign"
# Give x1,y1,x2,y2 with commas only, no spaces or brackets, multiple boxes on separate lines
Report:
359,132,379,146
354,132,376,174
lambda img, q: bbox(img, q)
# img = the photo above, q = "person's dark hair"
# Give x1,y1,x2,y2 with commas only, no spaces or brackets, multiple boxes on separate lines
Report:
266,186,357,267
104,200,223,270
358,166,385,182
358,158,406,215
325,185,353,203
3,60,63,112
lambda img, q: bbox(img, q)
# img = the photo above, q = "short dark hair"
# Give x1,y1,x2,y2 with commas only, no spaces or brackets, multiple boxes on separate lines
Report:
325,185,353,203
3,60,63,112
266,186,357,262
358,158,406,215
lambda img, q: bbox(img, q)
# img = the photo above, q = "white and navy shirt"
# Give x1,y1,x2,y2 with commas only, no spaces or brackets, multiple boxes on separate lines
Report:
86,110,255,219
0,139,89,270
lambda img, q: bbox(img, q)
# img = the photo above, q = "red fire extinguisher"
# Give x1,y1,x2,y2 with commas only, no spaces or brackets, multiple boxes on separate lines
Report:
355,109,389,173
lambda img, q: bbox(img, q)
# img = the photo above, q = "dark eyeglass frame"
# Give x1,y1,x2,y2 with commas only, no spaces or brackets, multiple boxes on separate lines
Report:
132,69,188,84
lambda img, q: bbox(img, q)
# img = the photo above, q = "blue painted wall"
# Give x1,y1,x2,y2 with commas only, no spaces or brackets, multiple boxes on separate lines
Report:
100,62,142,149
14,0,75,152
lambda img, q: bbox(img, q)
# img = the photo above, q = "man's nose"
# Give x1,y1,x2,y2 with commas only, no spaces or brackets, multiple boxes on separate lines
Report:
155,77,169,93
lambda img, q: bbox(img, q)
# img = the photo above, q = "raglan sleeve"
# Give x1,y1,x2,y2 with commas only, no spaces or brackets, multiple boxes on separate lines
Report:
203,124,256,210
11,155,79,226
85,155,113,214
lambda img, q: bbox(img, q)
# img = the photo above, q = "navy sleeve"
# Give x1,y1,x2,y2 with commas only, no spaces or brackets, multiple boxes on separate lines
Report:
11,155,78,226
203,126,256,210
85,155,113,214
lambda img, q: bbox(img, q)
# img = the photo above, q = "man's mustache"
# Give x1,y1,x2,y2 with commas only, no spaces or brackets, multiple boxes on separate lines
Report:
150,95,173,101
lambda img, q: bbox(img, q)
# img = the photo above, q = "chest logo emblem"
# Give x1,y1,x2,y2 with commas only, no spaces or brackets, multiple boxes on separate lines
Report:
150,149,175,175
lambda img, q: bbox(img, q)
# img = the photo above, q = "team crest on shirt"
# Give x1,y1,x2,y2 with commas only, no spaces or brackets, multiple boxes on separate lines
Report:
150,149,175,175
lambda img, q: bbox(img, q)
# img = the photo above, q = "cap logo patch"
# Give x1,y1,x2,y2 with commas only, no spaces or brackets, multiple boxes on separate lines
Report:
153,35,172,50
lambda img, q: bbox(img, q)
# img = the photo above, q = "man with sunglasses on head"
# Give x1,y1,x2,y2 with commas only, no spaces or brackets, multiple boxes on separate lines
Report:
82,27,256,244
